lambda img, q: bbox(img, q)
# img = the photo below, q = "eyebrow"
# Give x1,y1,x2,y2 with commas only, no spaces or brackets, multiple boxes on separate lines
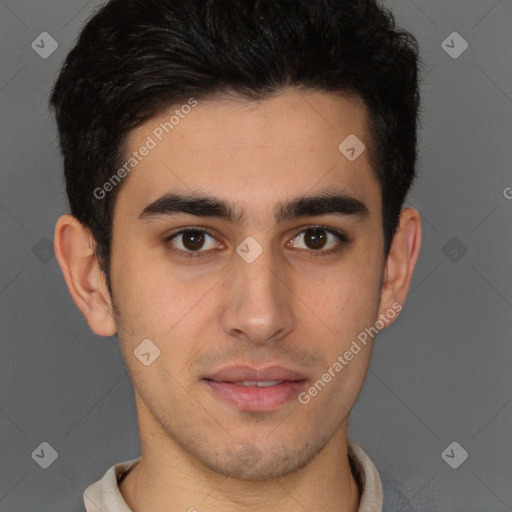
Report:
138,188,370,225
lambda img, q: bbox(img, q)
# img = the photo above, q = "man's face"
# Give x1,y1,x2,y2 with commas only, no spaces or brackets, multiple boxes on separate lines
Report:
109,89,386,479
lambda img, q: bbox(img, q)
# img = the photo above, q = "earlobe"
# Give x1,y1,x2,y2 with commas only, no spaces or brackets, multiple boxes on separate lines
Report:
54,214,117,337
378,208,422,321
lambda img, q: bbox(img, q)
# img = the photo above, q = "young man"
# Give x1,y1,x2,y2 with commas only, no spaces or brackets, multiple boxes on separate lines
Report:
50,0,422,510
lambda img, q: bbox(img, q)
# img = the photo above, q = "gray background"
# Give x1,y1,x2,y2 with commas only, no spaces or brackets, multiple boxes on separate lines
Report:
1,0,511,510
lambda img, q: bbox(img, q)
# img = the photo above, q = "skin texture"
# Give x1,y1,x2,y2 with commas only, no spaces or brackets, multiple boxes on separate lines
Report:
54,88,422,512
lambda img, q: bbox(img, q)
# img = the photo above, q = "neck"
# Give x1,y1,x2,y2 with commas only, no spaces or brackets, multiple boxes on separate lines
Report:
120,429,360,512
119,391,360,512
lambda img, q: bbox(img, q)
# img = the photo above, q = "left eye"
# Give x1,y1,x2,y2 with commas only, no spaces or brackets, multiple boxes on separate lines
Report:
289,227,347,252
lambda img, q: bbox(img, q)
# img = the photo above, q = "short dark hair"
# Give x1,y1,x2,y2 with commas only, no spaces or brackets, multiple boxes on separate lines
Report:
50,0,422,289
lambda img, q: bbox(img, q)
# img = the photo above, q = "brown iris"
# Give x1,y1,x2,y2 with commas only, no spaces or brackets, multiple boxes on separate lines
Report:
303,228,328,250
181,230,206,251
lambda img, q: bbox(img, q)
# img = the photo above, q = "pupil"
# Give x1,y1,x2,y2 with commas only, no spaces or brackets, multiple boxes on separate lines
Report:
306,228,326,250
183,231,205,251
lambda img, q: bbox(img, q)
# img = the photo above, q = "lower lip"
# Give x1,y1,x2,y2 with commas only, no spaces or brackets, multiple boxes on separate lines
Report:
203,379,307,411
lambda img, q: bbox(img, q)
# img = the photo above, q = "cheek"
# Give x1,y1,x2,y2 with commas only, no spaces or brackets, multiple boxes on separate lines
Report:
302,272,380,400
111,245,218,343
298,260,382,338
110,244,168,335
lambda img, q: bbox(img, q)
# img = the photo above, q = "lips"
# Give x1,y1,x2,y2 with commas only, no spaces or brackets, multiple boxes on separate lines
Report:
202,365,308,411
204,364,307,384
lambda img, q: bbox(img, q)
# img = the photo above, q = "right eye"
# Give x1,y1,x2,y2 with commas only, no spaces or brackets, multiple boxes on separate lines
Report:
165,228,222,258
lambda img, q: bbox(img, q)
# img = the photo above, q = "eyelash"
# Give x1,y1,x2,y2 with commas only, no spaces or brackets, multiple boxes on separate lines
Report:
164,226,349,259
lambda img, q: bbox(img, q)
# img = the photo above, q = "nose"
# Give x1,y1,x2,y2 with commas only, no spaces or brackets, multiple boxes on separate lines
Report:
221,240,297,346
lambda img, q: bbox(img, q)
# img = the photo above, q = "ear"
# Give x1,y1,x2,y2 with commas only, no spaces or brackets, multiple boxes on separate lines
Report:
378,207,422,325
53,214,117,337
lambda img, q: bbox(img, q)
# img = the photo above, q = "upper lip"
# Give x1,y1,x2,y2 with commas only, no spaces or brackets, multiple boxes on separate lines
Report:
204,365,307,382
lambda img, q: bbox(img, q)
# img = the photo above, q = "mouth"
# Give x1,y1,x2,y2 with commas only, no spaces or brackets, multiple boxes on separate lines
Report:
202,379,308,411
220,380,291,387
202,365,308,411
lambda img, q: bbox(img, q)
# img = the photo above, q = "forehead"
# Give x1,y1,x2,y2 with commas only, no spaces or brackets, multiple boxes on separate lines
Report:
115,88,381,221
